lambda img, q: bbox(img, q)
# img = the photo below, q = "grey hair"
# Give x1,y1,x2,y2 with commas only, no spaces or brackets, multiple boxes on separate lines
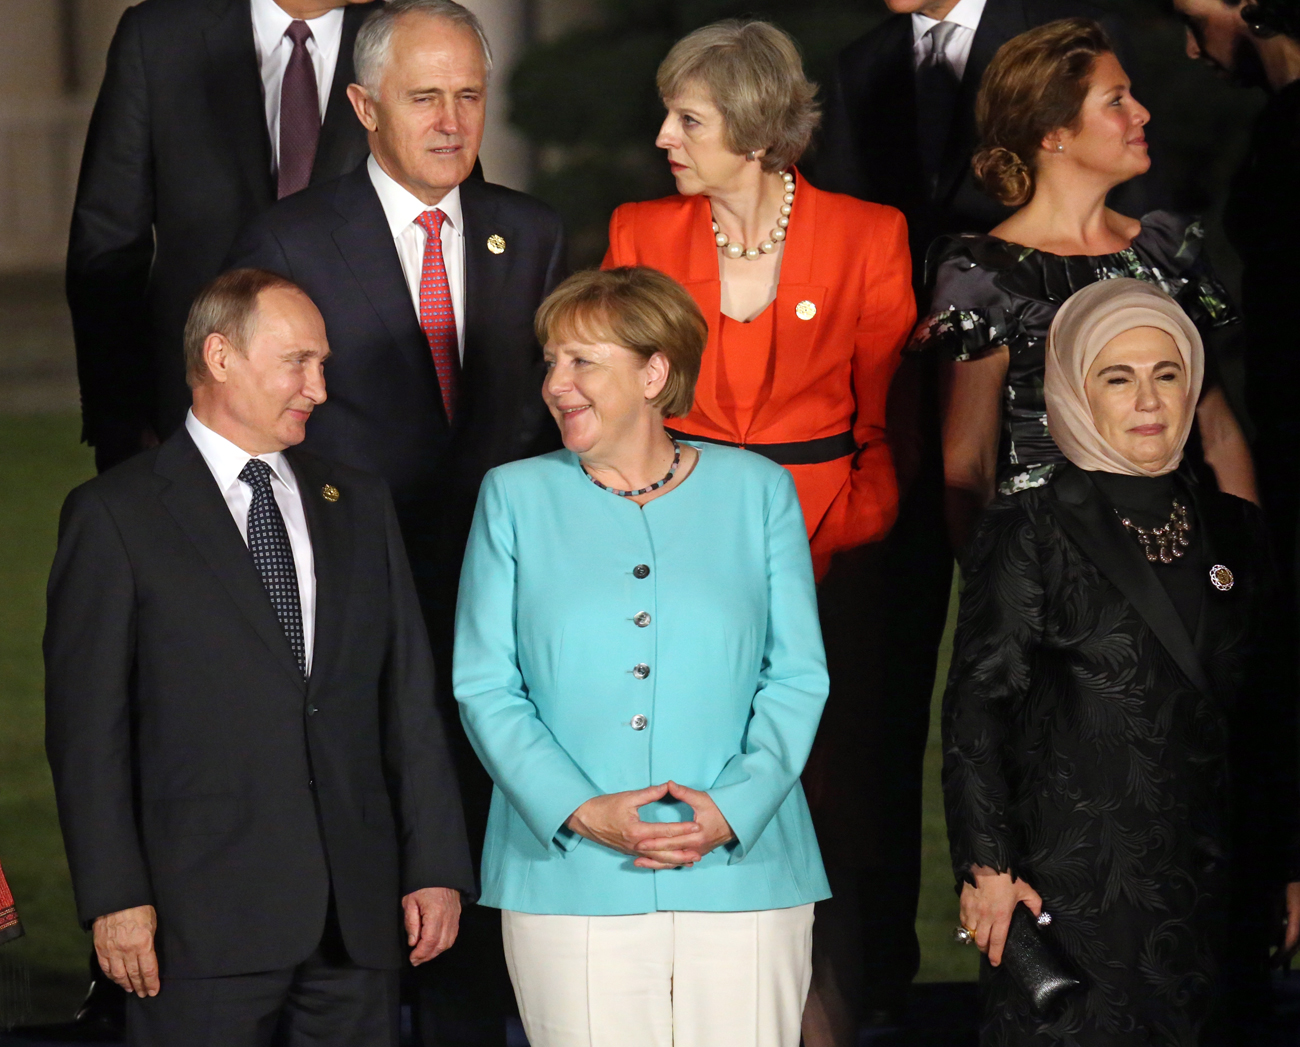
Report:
354,0,494,92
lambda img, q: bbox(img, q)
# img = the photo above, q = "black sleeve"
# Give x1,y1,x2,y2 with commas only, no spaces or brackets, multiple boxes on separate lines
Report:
1233,502,1300,884
66,6,157,459
378,484,476,899
43,486,152,926
942,500,1046,885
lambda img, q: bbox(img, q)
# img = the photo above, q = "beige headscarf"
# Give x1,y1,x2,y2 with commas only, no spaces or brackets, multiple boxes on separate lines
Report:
1044,278,1204,477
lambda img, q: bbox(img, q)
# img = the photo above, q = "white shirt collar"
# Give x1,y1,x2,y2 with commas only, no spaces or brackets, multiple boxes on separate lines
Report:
185,409,298,495
249,0,343,59
912,0,987,41
367,154,463,240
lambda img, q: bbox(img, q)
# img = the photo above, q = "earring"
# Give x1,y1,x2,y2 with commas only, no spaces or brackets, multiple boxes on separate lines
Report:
746,150,758,161
1056,142,1064,152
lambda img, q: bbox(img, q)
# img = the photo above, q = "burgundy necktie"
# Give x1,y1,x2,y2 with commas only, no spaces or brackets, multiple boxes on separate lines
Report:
414,209,460,422
278,20,320,199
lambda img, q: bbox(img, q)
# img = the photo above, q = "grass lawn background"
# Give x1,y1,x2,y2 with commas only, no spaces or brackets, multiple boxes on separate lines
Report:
0,414,974,1023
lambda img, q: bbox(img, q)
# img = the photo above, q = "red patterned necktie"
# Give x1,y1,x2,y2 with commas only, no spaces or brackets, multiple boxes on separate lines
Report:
278,20,320,199
414,209,459,422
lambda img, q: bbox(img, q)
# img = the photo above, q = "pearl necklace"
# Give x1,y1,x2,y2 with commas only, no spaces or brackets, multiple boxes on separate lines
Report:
712,170,795,261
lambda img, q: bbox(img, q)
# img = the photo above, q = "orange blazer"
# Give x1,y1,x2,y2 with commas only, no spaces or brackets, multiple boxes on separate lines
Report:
603,172,916,579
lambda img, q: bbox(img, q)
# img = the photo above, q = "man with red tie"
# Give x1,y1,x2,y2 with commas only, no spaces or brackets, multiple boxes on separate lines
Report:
227,2,566,1043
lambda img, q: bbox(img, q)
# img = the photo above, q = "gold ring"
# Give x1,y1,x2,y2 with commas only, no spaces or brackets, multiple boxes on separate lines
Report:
953,924,977,945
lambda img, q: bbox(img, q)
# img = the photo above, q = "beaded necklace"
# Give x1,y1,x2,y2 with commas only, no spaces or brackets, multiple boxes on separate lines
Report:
584,438,682,498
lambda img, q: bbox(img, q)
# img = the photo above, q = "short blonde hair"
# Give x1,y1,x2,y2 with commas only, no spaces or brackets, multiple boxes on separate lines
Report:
535,267,706,420
657,20,820,174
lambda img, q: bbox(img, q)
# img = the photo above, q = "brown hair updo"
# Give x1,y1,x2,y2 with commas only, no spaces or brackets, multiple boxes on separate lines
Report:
972,18,1113,207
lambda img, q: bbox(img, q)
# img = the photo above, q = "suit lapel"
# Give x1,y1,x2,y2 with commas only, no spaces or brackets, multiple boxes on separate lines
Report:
202,0,274,209
1048,466,1213,696
458,178,518,430
330,167,449,428
934,0,1024,206
312,3,369,185
155,430,304,689
286,451,352,693
863,20,922,206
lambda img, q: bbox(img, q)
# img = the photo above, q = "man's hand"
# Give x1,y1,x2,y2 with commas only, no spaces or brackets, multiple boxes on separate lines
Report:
403,887,461,965
93,905,160,997
634,781,735,870
566,784,701,867
958,865,1043,966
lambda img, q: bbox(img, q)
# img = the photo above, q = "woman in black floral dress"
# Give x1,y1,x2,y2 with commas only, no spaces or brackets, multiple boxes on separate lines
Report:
944,279,1299,1046
910,19,1256,552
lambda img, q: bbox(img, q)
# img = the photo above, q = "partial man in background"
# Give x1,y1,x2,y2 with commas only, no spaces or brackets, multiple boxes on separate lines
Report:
1173,0,1300,752
67,0,380,475
227,3,566,1043
805,0,1134,1037
45,268,474,1047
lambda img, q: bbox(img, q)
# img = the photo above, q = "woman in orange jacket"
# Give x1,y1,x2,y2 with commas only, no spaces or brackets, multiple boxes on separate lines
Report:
602,19,916,1047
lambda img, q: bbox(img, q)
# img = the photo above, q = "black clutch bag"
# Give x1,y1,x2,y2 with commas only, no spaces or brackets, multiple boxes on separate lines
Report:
1000,903,1085,1017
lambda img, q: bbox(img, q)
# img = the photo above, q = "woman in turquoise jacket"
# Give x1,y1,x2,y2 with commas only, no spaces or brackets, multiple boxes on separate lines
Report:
454,267,830,1047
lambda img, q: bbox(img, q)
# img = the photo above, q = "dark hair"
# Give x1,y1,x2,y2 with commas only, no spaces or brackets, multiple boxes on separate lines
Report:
183,268,304,387
972,18,1114,206
535,267,707,419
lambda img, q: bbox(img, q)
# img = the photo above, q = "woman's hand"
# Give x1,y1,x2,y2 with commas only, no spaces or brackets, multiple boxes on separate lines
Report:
959,864,1043,966
566,784,702,867
634,781,735,870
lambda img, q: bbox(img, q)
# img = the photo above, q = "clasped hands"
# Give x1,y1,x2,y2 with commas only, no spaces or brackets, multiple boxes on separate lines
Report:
566,781,734,869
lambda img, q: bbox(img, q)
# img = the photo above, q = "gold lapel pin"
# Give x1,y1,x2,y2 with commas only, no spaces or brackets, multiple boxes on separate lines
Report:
487,234,506,255
1209,564,1233,591
795,300,816,321
321,484,340,503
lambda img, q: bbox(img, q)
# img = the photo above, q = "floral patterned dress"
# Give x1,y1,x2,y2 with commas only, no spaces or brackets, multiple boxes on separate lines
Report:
910,211,1237,496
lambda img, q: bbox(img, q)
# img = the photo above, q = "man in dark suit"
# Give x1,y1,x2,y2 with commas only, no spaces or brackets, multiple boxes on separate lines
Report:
45,268,475,1046
67,0,381,474
804,0,1131,1038
227,2,565,1042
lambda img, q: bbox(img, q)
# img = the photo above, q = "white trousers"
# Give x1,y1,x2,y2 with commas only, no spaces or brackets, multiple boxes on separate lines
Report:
501,905,814,1047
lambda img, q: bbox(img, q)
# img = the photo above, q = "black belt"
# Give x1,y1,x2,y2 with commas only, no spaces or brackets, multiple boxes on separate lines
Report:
666,428,858,467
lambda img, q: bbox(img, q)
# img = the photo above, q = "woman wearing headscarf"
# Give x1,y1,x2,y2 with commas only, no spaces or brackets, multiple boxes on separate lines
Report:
910,18,1257,554
942,278,1300,1043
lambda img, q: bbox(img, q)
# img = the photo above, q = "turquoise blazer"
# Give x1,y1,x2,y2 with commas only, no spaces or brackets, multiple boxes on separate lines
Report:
454,445,832,916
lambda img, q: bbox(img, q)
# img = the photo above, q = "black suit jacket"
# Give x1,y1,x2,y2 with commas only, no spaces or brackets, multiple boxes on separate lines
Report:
66,0,379,464
225,163,566,622
812,0,1135,285
44,427,475,978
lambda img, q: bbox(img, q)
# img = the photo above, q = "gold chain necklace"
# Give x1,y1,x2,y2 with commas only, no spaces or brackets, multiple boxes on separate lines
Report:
1117,499,1192,564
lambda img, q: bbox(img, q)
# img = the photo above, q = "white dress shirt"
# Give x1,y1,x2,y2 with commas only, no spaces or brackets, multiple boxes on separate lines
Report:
186,410,316,673
368,154,467,361
250,0,344,174
912,0,988,81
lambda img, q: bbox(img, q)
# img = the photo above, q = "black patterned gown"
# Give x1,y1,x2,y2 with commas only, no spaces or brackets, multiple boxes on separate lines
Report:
910,211,1237,496
943,465,1296,1046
